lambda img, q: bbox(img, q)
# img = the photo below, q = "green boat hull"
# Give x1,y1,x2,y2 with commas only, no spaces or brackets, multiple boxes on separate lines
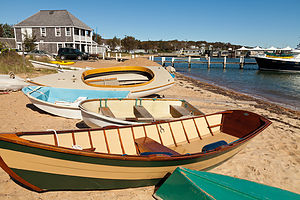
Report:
154,167,300,200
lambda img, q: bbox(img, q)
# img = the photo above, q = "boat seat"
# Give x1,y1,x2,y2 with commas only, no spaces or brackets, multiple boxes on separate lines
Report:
135,137,180,156
99,107,115,118
134,106,153,119
170,105,192,118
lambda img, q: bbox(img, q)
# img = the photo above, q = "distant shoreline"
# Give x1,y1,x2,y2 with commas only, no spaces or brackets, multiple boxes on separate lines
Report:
175,73,300,119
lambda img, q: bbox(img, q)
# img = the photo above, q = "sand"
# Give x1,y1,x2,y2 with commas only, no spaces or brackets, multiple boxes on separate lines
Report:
0,58,299,199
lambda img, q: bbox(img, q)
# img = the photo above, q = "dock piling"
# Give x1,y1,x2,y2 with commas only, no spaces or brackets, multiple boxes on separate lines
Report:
208,57,211,68
162,57,166,66
188,56,191,68
223,56,227,68
171,57,175,67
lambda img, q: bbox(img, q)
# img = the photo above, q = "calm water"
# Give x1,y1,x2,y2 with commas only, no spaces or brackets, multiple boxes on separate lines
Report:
155,57,300,111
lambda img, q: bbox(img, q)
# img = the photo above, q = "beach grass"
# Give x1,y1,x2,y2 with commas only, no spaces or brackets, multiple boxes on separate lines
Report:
0,50,56,75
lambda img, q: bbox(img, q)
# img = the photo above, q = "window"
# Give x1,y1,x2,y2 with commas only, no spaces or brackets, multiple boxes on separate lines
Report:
55,27,61,37
81,29,85,36
40,28,46,37
74,28,79,35
65,27,71,36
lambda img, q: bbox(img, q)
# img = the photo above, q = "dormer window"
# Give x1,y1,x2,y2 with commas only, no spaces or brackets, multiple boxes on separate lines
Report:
65,27,71,36
55,27,61,37
40,27,46,37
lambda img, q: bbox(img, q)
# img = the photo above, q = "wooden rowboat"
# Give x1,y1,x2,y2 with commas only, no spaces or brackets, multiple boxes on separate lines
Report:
27,66,175,98
22,86,130,119
154,167,300,200
79,98,205,128
0,110,271,191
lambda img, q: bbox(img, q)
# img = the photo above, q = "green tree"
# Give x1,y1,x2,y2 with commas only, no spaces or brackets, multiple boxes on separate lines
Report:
92,33,102,45
121,36,139,52
23,34,37,52
0,24,14,38
107,36,121,51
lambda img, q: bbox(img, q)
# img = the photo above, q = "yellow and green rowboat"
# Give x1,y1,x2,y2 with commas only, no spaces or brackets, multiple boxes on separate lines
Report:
0,110,271,191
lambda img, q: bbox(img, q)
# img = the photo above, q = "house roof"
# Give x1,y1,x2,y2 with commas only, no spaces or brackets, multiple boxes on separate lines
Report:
14,10,92,30
0,38,16,48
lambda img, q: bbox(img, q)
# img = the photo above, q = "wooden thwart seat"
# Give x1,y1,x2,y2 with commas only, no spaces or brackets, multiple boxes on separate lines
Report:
170,105,191,118
99,107,115,118
135,137,181,156
134,106,153,119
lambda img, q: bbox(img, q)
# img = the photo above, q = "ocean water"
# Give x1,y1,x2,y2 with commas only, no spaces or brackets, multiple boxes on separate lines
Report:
155,57,300,111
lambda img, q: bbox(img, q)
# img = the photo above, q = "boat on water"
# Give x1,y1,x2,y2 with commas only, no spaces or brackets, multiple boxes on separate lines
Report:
79,98,205,128
0,110,271,191
0,73,29,91
26,66,175,98
22,86,130,119
255,51,300,71
154,167,300,200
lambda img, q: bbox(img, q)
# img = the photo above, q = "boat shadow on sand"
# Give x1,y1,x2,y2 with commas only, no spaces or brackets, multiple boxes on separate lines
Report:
26,103,53,115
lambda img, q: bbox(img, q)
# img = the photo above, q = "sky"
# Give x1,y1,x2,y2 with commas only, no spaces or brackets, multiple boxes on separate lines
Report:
1,0,300,48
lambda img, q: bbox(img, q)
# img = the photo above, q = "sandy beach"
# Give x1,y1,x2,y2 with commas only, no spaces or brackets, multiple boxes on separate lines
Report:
0,58,299,199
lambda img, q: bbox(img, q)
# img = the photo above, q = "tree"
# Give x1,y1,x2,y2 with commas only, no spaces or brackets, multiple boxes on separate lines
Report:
107,36,121,51
92,33,102,45
23,33,37,52
0,24,14,38
121,36,139,52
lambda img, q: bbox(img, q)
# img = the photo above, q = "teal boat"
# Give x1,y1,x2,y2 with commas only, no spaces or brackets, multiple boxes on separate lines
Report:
154,167,300,200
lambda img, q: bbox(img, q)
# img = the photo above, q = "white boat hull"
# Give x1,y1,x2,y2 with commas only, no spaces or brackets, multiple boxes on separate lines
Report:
28,95,81,119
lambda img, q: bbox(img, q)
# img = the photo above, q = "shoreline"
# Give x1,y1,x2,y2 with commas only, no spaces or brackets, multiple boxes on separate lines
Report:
175,73,300,119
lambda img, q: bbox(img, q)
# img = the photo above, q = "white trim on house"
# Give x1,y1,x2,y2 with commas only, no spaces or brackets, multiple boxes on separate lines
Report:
55,27,61,37
40,27,46,37
65,27,71,36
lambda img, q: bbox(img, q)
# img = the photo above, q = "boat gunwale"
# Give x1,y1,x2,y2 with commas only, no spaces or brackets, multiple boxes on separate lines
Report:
0,110,272,162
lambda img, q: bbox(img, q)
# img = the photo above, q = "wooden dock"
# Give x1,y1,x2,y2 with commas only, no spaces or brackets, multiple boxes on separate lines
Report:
149,56,257,69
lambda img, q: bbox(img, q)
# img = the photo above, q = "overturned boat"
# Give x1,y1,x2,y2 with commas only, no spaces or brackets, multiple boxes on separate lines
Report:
0,73,29,91
22,86,130,119
79,98,204,128
0,110,271,191
154,167,300,200
27,66,175,98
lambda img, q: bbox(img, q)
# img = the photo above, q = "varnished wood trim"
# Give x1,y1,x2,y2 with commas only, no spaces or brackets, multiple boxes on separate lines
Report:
181,120,190,143
204,116,214,136
131,127,139,154
87,130,94,149
117,128,125,155
143,125,147,138
209,124,222,128
103,129,110,154
72,132,76,145
168,122,177,147
0,156,43,192
193,118,202,140
53,133,58,146
155,124,164,145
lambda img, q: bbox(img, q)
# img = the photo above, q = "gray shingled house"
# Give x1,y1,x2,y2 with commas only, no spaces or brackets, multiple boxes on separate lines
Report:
14,10,104,54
